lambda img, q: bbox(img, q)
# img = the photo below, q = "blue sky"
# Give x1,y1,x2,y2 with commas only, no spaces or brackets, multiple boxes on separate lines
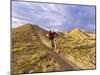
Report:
12,1,96,32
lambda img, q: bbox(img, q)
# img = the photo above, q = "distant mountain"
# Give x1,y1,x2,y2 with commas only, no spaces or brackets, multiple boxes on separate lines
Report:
84,32,95,37
68,28,88,39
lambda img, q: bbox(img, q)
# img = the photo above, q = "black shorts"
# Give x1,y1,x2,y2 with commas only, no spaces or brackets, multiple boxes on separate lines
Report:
49,36,54,40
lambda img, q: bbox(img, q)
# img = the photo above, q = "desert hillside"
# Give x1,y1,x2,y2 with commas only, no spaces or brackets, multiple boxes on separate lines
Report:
12,24,96,74
60,28,96,69
12,24,75,74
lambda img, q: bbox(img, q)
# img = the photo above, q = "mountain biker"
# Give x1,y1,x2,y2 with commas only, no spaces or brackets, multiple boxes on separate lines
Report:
47,30,57,48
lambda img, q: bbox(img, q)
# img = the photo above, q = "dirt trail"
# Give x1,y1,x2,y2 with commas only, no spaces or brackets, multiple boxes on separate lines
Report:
37,33,81,71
